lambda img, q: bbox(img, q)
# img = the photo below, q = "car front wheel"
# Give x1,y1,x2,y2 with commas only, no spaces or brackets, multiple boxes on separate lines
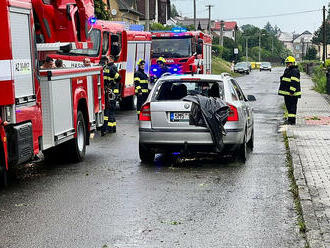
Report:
139,144,155,163
238,131,247,162
247,128,254,150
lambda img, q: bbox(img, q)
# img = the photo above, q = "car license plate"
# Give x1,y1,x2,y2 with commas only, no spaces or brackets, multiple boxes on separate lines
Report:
170,112,190,122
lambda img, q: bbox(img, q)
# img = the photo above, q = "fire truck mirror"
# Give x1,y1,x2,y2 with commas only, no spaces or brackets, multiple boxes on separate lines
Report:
66,4,72,20
60,44,72,53
196,44,202,55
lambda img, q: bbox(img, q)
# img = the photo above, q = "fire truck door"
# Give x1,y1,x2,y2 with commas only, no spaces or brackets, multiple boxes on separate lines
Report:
9,8,34,102
136,43,145,63
203,44,207,74
144,43,151,76
125,42,137,88
87,75,95,128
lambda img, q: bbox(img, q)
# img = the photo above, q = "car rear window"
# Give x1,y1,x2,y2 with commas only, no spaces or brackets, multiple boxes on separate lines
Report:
154,80,224,101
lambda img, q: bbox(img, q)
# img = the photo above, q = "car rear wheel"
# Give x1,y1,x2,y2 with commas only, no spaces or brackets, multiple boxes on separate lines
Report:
139,144,155,163
238,132,247,162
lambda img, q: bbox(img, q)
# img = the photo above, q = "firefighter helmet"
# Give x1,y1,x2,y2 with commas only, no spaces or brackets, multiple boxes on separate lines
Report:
285,56,296,64
137,59,145,66
157,57,166,64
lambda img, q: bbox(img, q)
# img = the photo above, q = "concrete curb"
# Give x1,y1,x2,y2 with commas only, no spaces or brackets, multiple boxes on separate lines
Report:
287,128,326,248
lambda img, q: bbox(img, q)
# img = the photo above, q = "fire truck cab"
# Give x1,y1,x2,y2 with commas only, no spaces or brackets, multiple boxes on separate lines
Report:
31,0,94,43
0,0,104,187
51,20,152,110
150,28,212,78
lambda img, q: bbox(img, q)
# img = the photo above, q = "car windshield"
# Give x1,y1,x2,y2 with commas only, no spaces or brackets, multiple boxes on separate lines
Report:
261,62,271,66
152,37,192,58
154,80,224,101
235,62,247,67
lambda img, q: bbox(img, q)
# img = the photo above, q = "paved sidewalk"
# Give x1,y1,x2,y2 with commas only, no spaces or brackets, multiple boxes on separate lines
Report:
286,73,330,248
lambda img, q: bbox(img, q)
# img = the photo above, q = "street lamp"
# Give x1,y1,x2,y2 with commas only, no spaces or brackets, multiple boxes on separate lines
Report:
259,33,266,62
245,37,249,62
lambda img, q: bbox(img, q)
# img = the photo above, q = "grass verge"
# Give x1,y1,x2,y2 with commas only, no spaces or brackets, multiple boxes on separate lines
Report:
283,131,309,247
212,57,240,77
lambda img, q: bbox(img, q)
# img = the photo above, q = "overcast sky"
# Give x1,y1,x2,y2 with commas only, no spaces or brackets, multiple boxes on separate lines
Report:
171,0,329,34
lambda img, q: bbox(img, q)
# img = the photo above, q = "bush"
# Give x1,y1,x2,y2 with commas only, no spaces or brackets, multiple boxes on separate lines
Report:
212,45,224,58
312,66,327,94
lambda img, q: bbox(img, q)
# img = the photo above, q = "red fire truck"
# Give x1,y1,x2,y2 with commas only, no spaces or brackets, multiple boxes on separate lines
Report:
150,28,212,78
0,0,104,186
51,20,152,110
32,0,94,43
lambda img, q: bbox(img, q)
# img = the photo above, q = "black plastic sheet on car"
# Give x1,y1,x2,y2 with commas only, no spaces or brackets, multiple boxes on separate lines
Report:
183,95,230,152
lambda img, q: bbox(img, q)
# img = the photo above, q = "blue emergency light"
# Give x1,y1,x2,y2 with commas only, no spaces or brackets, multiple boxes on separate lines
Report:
88,17,97,25
171,27,187,33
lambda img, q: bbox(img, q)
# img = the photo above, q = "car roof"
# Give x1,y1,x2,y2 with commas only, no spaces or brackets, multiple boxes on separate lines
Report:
158,73,231,82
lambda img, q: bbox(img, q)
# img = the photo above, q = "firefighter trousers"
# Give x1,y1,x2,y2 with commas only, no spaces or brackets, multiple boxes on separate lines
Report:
284,96,298,125
136,93,148,116
102,99,117,134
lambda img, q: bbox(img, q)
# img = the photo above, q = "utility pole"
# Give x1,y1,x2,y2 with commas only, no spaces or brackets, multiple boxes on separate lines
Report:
259,33,261,62
145,0,150,31
206,5,214,34
323,5,326,64
246,37,248,62
219,20,224,47
271,37,274,55
194,0,197,31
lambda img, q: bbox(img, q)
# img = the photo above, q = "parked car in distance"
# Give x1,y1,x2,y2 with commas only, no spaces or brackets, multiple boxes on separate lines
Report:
138,73,256,163
246,61,252,72
234,62,250,74
260,62,272,71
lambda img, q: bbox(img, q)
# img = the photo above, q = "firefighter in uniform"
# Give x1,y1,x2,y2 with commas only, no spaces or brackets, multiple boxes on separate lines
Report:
134,59,150,117
157,57,169,77
278,56,301,125
102,55,121,135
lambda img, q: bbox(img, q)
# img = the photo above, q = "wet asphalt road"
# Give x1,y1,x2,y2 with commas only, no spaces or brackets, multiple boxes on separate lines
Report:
0,68,305,248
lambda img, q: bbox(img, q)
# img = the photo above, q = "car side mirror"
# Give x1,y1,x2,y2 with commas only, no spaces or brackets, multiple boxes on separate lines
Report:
247,95,256,101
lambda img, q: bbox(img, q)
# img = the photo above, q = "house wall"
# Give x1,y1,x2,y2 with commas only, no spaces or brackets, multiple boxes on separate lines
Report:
107,0,140,24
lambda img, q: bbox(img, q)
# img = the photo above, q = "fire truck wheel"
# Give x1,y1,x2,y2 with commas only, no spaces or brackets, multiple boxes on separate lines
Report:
0,166,8,188
70,111,86,162
0,142,8,187
120,96,135,110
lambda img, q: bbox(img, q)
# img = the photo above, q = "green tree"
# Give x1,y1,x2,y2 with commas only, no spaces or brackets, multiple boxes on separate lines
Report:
236,23,287,62
170,4,179,18
312,3,330,44
94,0,109,20
304,47,318,60
150,23,172,31
264,22,274,35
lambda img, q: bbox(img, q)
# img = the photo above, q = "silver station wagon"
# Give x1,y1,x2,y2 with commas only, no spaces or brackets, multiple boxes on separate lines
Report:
138,73,256,163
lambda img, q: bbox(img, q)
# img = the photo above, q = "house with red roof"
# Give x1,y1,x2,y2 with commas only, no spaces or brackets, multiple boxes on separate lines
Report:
212,21,238,41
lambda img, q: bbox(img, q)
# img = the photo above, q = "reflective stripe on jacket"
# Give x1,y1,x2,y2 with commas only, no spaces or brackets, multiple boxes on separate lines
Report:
278,66,301,98
134,69,149,95
104,62,121,97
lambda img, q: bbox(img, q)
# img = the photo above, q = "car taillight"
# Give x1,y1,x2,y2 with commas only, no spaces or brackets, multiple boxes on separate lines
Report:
227,104,239,122
139,103,151,121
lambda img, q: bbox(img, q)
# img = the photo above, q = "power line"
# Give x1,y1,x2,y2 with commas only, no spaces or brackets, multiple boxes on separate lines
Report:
220,9,322,21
